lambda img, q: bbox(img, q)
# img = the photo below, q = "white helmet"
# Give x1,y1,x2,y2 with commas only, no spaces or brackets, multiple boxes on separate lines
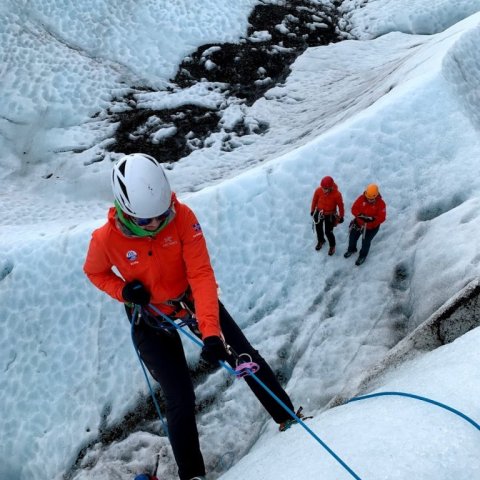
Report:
111,153,172,218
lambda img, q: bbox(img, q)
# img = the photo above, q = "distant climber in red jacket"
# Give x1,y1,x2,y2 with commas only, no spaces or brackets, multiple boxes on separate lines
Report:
83,153,297,480
344,183,387,266
310,176,345,256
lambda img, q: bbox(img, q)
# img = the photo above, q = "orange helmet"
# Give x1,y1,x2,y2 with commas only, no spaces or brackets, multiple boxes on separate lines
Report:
365,183,379,200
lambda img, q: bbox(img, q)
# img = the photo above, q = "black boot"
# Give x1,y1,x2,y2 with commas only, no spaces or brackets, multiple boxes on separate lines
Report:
355,256,366,266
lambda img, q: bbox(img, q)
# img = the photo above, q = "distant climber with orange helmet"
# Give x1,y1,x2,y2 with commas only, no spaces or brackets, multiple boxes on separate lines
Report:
310,176,345,256
344,183,386,266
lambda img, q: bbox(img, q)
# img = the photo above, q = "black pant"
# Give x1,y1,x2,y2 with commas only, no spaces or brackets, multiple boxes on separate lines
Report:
347,224,380,258
313,211,336,247
129,302,294,480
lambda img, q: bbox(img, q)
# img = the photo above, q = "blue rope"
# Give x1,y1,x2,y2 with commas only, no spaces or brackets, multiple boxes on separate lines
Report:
134,303,479,478
147,304,362,480
131,306,169,439
349,391,480,431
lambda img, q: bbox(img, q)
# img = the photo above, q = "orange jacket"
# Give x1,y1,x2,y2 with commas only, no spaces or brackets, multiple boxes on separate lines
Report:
83,194,221,338
310,183,345,217
351,194,386,230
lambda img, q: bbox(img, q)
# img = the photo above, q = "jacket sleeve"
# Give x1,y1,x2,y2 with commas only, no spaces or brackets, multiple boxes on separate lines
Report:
311,188,319,213
351,195,363,218
177,205,221,338
370,198,387,229
83,230,125,302
337,191,345,218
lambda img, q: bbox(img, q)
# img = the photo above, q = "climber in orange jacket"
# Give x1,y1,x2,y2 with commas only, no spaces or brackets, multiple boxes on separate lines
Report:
310,176,345,255
344,183,387,266
83,153,297,480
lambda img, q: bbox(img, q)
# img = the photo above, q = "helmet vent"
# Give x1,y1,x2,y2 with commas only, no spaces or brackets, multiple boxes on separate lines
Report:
118,160,127,176
119,179,129,203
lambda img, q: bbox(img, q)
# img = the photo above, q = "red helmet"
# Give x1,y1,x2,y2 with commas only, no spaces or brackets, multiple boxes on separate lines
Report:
321,176,334,189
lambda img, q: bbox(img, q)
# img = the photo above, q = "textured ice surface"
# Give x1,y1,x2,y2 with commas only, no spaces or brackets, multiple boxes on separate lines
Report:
1,1,480,479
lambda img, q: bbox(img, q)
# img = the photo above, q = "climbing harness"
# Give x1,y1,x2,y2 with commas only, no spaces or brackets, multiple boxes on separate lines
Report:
349,219,367,240
140,306,200,336
313,208,324,224
349,219,362,232
135,289,202,337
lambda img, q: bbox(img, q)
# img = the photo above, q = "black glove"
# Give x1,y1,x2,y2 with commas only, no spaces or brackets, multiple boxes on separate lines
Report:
122,280,151,305
201,336,228,365
337,216,344,224
310,211,314,216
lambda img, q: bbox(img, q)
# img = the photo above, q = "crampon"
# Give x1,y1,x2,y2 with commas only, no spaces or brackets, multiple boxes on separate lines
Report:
278,406,313,432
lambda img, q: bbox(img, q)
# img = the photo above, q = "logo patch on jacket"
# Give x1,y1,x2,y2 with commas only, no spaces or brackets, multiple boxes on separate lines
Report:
162,236,177,247
192,223,203,238
126,250,138,262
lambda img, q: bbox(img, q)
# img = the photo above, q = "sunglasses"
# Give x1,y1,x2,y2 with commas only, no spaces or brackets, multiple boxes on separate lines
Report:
130,209,171,227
